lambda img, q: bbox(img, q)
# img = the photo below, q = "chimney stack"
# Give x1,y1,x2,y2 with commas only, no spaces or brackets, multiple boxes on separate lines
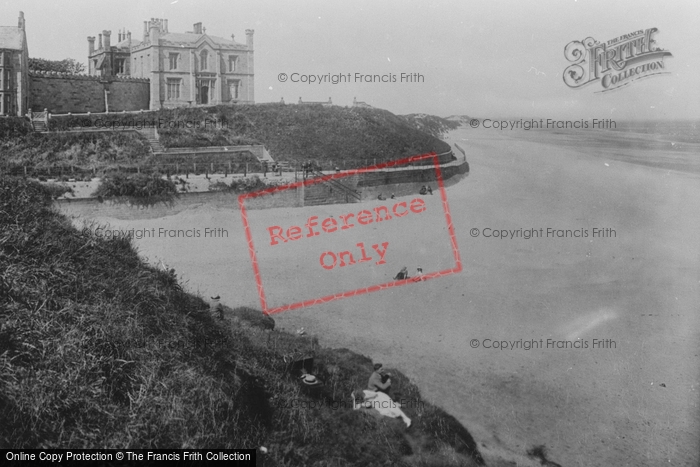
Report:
245,29,254,49
98,33,103,49
18,11,25,29
193,22,202,34
164,19,168,33
88,36,95,54
103,30,111,49
149,19,160,43
143,21,148,40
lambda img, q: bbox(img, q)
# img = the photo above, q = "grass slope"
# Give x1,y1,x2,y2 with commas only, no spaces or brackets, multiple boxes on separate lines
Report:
1,104,451,173
0,176,484,466
1,130,151,171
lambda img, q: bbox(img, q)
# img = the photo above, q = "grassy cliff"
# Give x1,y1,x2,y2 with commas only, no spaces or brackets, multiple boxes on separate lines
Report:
1,104,452,175
400,114,461,138
0,176,484,466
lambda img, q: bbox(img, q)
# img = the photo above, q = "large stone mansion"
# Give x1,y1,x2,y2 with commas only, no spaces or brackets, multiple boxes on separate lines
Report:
0,12,254,116
88,18,254,109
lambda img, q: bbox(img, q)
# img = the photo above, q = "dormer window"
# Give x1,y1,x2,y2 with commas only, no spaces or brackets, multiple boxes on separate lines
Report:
200,50,208,70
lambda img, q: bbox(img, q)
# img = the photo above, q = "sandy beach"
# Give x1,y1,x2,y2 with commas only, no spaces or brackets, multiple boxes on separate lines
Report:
61,125,700,466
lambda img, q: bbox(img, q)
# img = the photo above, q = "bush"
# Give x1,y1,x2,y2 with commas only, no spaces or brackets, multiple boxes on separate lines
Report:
43,182,74,199
0,117,32,139
92,173,177,207
208,175,280,194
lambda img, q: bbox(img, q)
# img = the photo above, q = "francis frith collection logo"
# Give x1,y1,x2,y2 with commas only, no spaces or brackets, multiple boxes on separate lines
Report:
563,28,672,93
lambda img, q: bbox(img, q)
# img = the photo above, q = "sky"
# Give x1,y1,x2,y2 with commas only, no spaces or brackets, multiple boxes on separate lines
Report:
3,0,699,120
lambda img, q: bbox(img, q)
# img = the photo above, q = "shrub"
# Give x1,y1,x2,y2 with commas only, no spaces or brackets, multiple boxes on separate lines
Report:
92,173,177,206
43,182,74,199
0,117,32,139
208,175,280,194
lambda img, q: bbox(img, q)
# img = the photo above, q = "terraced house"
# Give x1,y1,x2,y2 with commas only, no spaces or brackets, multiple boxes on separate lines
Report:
88,18,255,109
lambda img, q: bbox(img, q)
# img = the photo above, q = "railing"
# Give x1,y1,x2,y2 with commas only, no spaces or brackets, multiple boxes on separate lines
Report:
154,144,263,155
48,109,151,117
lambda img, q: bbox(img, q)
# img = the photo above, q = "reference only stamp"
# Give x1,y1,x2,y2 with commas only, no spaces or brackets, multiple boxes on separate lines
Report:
239,153,462,315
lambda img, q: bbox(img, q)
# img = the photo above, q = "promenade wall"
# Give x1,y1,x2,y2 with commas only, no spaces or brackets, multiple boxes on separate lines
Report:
55,158,468,220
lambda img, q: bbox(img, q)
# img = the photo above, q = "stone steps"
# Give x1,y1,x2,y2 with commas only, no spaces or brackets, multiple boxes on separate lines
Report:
304,182,358,206
136,128,165,153
31,120,48,132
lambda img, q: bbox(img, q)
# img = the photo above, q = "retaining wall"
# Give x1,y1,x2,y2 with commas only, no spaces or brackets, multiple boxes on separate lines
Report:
55,160,468,220
358,160,469,200
29,72,149,114
56,187,302,220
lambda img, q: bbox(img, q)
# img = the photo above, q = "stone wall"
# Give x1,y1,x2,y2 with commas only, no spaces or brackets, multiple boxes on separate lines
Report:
56,187,302,221
54,161,468,220
357,160,469,200
108,79,150,112
357,160,468,188
29,71,149,114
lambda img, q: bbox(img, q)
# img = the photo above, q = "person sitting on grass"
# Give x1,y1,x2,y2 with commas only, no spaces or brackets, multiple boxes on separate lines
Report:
352,389,411,427
210,295,224,320
367,363,392,394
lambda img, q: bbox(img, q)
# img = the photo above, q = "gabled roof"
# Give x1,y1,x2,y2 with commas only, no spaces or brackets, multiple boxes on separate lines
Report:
0,26,24,50
95,55,106,70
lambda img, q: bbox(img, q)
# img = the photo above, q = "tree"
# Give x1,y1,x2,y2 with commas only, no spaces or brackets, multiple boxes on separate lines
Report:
29,58,86,74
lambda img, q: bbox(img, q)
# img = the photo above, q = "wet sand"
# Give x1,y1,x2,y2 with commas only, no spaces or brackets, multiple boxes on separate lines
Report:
61,126,700,466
